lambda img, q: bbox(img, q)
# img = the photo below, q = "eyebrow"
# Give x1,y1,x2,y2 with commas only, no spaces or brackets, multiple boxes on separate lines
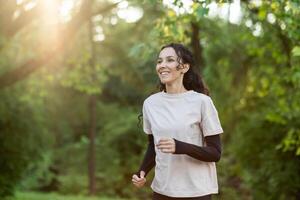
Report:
157,56,176,60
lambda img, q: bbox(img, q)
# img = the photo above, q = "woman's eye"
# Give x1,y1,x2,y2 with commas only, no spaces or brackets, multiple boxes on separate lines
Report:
156,59,174,64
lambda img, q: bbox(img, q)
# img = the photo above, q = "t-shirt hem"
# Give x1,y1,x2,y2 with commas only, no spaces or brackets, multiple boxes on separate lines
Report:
143,128,152,135
151,186,219,198
204,129,223,137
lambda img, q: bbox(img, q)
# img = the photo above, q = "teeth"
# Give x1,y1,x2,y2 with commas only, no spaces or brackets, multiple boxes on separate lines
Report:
161,72,169,75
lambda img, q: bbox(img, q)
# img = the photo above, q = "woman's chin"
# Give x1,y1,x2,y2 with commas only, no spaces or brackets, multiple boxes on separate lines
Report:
159,79,171,84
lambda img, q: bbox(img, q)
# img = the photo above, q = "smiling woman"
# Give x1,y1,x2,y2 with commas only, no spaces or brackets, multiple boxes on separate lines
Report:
156,47,189,91
132,43,223,200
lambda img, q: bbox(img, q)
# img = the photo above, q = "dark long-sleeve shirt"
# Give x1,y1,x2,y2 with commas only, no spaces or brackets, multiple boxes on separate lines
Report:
174,134,222,162
137,134,222,177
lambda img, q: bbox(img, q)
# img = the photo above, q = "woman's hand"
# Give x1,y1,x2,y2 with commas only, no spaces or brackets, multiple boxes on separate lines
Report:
132,171,146,188
156,137,176,153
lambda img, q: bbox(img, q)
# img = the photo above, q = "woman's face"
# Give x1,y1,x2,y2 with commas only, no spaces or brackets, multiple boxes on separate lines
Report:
156,47,187,85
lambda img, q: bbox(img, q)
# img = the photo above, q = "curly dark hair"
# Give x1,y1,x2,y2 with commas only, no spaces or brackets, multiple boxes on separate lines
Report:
158,43,209,96
138,43,210,127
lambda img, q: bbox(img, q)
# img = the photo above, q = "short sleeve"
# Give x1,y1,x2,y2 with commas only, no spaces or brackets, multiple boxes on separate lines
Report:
142,101,152,135
200,96,223,137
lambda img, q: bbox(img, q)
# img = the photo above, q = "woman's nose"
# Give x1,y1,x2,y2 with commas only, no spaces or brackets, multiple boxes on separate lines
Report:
157,64,166,71
158,61,167,68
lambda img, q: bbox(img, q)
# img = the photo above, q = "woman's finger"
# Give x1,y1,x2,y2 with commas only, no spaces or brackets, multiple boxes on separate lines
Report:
158,140,172,145
133,180,145,188
132,175,146,182
132,180,142,186
157,143,172,147
132,174,139,179
157,140,175,146
163,148,174,153
157,145,173,150
132,178,139,183
132,174,144,181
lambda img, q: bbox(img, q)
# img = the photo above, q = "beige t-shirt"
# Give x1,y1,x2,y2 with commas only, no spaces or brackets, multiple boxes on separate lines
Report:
143,90,223,198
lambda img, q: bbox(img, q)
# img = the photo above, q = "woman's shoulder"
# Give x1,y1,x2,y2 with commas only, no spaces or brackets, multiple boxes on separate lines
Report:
189,91,212,102
191,91,209,98
143,92,162,104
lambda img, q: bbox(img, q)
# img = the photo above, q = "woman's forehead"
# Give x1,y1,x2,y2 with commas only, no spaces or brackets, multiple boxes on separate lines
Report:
159,47,177,58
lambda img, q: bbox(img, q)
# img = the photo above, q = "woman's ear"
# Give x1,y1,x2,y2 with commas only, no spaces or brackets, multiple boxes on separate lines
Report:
183,64,190,73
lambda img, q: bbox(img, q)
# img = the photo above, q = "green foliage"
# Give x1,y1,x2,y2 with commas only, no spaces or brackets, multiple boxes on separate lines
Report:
0,87,49,197
8,191,126,200
1,0,300,199
60,28,108,95
19,151,56,190
292,46,300,57
229,1,300,198
58,175,88,195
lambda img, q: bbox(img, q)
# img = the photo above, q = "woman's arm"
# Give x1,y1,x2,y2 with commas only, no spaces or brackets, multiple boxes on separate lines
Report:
173,134,222,162
136,134,156,177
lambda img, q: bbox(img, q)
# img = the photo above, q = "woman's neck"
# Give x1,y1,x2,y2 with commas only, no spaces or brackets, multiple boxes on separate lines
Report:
165,82,187,94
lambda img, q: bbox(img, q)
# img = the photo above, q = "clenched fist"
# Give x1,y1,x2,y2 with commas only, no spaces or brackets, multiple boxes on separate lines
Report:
132,171,146,188
156,137,176,153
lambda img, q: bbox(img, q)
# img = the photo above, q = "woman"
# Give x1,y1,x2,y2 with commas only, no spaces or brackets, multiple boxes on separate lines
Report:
132,43,223,200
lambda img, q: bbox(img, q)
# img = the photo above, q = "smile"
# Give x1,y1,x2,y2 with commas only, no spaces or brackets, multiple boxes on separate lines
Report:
159,71,170,75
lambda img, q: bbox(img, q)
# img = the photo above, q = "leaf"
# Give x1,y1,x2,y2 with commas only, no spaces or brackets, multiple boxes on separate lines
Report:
196,6,209,20
128,43,144,58
292,46,300,57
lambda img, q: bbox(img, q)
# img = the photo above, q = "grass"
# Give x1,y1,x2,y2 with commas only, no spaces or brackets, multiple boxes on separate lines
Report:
10,191,127,200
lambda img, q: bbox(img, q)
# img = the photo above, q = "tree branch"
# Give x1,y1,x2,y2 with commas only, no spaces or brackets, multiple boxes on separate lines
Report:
3,2,42,37
0,1,119,89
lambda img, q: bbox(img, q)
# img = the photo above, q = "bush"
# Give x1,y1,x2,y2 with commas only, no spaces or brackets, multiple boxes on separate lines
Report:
0,89,48,197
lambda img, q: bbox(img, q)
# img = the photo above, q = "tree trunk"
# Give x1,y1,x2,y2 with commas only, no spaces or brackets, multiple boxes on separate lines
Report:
87,0,97,195
88,94,97,195
190,22,205,73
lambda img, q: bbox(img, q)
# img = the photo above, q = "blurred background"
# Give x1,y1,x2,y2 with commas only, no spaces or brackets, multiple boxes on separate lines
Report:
0,0,299,199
